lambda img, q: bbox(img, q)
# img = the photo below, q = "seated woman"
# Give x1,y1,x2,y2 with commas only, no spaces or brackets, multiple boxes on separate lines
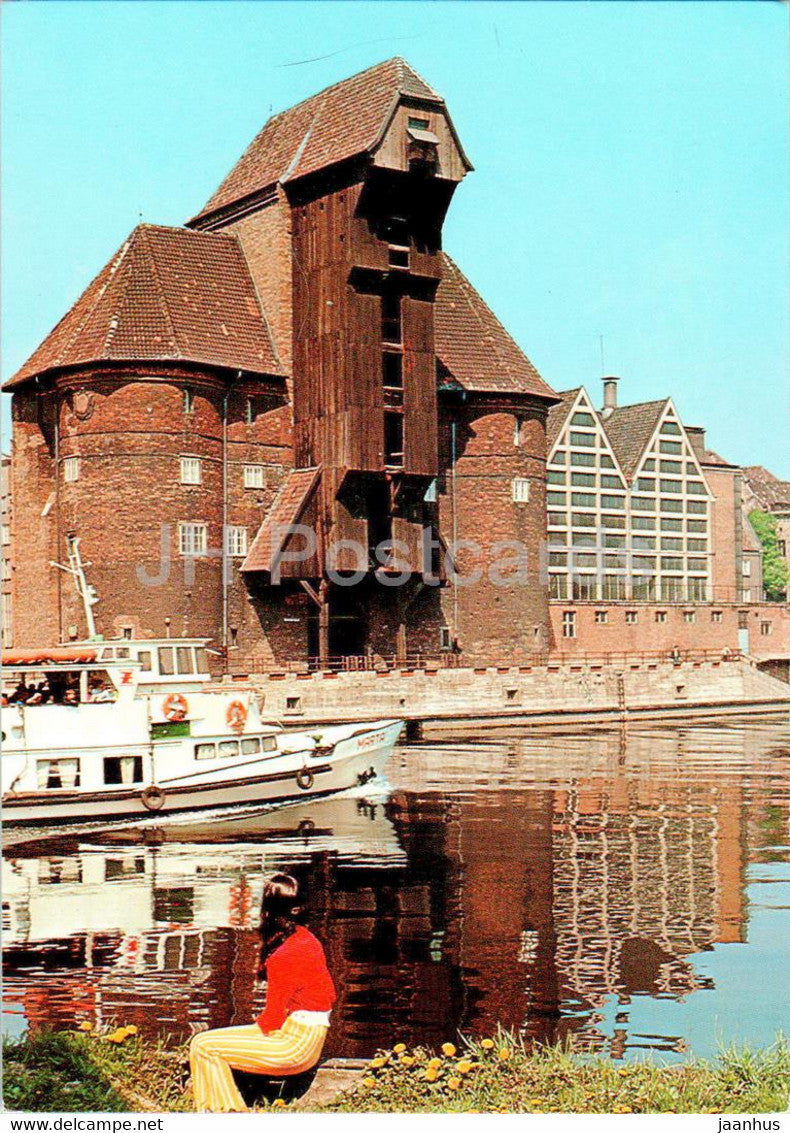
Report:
189,873,336,1113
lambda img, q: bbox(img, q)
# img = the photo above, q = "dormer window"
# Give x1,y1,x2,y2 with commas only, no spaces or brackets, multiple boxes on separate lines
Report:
408,116,430,131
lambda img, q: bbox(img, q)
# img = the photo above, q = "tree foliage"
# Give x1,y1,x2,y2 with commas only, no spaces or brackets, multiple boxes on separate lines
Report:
748,509,789,601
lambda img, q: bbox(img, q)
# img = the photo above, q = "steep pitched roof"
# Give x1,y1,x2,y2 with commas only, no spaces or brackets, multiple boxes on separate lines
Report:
434,254,557,401
546,388,582,450
743,467,790,511
191,58,463,225
601,399,668,480
242,466,322,575
5,225,283,389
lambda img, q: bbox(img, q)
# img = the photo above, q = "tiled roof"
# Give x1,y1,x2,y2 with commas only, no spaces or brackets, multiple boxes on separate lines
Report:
5,225,283,389
601,399,668,480
242,466,322,575
743,467,790,512
546,389,582,450
191,58,457,225
700,448,736,469
435,254,557,401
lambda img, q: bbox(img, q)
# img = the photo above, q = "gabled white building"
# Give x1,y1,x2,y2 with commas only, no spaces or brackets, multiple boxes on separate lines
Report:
547,379,714,603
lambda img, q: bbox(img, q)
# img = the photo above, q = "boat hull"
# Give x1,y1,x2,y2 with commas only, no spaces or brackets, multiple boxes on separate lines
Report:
2,721,402,824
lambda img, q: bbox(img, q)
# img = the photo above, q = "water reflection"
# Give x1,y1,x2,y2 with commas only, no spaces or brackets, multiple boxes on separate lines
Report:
3,717,789,1060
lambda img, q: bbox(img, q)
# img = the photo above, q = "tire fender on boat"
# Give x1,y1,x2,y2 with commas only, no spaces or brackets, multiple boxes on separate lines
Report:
141,785,166,811
162,693,188,722
295,768,314,791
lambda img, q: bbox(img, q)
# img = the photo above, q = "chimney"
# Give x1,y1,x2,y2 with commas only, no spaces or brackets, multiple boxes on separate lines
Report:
686,426,706,460
601,375,619,419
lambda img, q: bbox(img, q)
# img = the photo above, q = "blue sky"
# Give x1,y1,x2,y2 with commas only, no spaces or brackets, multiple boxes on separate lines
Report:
2,2,788,475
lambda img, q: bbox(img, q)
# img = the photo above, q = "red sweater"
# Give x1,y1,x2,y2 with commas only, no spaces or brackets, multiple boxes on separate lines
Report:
256,926,336,1033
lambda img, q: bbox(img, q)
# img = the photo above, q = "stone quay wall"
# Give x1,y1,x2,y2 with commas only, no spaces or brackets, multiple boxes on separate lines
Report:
221,655,789,730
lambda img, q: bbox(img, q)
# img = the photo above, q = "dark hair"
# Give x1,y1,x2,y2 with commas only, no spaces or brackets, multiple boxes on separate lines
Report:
258,873,302,972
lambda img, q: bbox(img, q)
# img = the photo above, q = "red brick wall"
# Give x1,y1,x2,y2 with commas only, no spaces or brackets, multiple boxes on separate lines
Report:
224,191,293,375
706,465,739,602
437,399,550,662
10,392,60,645
549,600,790,657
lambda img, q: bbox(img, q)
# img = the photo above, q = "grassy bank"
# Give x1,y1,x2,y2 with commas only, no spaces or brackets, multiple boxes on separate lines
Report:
3,1027,788,1114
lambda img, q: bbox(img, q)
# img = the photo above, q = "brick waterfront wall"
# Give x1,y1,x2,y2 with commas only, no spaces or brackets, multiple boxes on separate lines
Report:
548,600,790,658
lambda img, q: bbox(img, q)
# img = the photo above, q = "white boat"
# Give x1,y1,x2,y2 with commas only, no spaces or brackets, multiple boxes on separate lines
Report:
1,640,403,824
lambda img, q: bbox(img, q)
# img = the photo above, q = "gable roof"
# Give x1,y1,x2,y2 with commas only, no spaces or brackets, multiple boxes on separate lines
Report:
743,467,790,511
4,225,283,389
242,466,322,575
434,254,557,401
600,399,668,480
546,388,583,450
190,58,468,226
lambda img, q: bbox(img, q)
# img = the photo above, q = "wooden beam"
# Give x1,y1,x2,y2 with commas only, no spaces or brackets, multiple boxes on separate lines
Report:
318,578,330,666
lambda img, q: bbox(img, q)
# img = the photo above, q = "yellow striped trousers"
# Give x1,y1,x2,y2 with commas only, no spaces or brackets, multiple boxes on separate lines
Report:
189,1015,329,1112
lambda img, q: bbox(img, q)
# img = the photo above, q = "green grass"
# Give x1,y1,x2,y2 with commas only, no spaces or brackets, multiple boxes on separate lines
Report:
4,1027,789,1114
326,1031,790,1114
2,1029,191,1114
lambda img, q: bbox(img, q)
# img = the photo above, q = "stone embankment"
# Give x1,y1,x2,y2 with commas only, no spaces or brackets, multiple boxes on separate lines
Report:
224,655,789,732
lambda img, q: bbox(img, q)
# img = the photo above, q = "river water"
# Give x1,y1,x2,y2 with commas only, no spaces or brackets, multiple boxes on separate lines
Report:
3,715,789,1062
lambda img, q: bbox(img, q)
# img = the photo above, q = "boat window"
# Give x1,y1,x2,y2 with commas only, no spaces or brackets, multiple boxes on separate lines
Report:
262,735,278,752
195,648,210,674
240,738,261,755
159,647,175,675
176,647,193,674
100,647,115,659
195,742,216,760
116,647,131,659
138,650,152,672
218,740,240,758
103,756,144,784
36,758,81,789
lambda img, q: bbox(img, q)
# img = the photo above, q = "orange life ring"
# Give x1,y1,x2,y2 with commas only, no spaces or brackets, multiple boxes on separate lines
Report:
141,785,166,811
162,692,188,722
226,699,247,733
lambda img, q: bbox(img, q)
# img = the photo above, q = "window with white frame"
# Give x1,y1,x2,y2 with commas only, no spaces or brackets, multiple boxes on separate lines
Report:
63,457,80,482
761,621,772,636
440,626,452,650
183,388,194,414
562,611,576,639
742,560,751,576
179,522,207,556
1,524,10,546
225,526,248,557
244,464,265,489
625,610,638,625
512,478,530,503
180,457,201,485
711,610,723,623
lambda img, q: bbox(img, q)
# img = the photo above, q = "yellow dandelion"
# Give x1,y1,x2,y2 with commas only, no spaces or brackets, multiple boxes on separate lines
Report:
78,1021,93,1032
105,1030,126,1044
529,1098,545,1106
272,1098,286,1108
427,1057,442,1069
480,1038,495,1050
498,1047,511,1061
618,1068,630,1076
457,1059,473,1075
441,1042,457,1057
393,1043,407,1054
447,1077,461,1091
424,1067,439,1082
369,1056,387,1069
400,1056,415,1068
613,1105,633,1114
361,1077,376,1089
124,1025,138,1036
